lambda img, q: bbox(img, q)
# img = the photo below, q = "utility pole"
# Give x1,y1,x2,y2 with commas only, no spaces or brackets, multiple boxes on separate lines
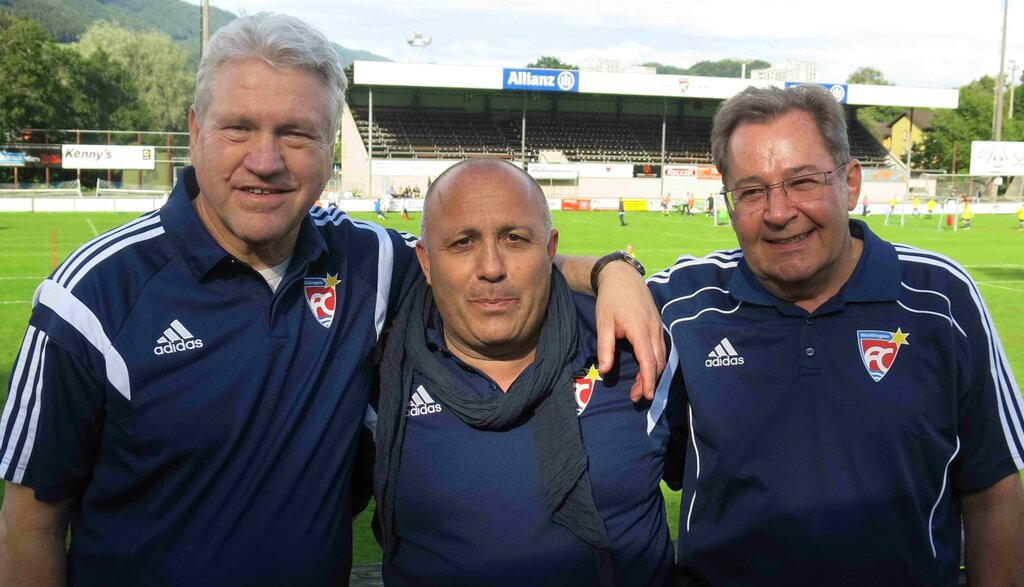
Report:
1009,59,1019,119
200,0,210,57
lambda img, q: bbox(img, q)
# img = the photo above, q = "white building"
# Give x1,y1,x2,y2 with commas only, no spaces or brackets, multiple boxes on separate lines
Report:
577,58,656,75
750,60,817,82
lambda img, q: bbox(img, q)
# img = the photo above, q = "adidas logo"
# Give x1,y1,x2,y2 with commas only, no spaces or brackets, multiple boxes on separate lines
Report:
705,337,744,367
153,319,204,356
406,385,442,417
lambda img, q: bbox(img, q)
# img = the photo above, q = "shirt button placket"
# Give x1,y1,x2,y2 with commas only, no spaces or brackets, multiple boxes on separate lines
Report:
798,317,819,374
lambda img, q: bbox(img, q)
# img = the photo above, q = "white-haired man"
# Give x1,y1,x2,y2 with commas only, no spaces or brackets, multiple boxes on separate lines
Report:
0,13,662,585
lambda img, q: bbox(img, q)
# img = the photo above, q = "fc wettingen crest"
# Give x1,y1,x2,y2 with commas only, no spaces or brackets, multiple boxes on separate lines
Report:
304,273,340,328
857,328,909,382
573,361,603,416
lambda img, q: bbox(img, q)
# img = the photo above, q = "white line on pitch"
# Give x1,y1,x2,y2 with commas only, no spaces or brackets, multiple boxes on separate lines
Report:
970,280,1024,286
86,218,99,236
0,276,44,280
977,283,1024,293
0,301,31,305
964,264,1024,269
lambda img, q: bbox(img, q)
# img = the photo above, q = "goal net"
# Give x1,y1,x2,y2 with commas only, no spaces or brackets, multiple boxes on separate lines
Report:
96,179,168,198
0,180,82,198
712,193,729,226
918,173,1023,206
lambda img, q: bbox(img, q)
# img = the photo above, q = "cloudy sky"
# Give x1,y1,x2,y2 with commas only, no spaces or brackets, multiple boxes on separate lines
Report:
190,0,1021,89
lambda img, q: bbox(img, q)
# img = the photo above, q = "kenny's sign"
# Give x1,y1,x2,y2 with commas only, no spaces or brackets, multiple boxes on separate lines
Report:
62,145,156,170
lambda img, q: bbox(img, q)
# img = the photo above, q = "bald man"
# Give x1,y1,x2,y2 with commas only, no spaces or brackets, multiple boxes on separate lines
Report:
373,159,675,587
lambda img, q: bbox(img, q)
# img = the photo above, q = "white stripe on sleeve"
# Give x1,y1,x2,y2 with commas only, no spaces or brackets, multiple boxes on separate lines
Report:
36,279,131,401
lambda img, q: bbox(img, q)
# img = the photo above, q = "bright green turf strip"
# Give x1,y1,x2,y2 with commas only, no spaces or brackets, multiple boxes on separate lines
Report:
1,210,1022,562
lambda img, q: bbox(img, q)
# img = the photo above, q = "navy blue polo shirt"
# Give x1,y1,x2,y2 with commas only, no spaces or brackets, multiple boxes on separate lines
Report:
648,220,1024,586
0,167,418,585
384,293,673,587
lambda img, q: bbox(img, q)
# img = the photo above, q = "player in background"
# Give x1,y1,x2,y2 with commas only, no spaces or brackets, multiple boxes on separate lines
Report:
961,203,974,230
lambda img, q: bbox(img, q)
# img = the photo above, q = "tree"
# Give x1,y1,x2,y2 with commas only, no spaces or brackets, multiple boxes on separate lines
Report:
846,66,893,86
75,21,194,131
919,77,1024,173
687,59,770,78
0,11,78,132
642,62,688,75
68,49,152,130
638,58,770,77
527,55,576,70
0,12,150,185
845,67,903,143
0,0,92,42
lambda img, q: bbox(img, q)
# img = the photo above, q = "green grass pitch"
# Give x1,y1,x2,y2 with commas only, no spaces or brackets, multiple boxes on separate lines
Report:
0,209,1022,563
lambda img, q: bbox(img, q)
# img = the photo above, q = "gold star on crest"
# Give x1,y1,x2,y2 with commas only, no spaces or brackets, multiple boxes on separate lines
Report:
324,274,340,289
891,328,910,346
583,363,603,383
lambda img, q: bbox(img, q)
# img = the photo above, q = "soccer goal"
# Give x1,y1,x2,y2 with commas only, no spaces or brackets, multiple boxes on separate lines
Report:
0,180,82,198
917,173,1024,206
95,178,169,198
712,193,730,227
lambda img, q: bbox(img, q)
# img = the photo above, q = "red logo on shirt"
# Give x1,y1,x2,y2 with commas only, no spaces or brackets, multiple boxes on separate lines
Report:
573,362,602,416
304,273,339,328
857,328,910,382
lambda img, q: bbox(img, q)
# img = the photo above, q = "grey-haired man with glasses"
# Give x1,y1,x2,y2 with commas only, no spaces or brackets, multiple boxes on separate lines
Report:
649,84,1024,586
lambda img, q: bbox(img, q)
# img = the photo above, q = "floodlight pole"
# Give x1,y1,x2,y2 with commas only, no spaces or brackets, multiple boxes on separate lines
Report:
992,0,1009,141
903,107,914,226
367,88,374,199
521,95,527,164
738,58,753,79
406,32,432,63
660,99,667,200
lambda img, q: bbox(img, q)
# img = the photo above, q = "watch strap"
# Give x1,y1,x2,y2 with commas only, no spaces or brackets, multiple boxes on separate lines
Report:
590,251,645,295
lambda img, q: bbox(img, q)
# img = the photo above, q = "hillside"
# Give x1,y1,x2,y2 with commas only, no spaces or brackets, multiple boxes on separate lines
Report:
0,0,390,66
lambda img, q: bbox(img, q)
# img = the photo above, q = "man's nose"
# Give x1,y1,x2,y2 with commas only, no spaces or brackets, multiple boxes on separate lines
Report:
763,184,798,226
477,241,507,282
243,133,286,177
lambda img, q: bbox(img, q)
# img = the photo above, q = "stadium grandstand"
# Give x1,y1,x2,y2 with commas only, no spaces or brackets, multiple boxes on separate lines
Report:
339,61,959,206
349,102,890,166
0,63,963,215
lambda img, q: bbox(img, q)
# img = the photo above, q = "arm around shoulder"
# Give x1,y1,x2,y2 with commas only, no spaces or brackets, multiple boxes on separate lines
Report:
962,472,1024,587
555,253,665,401
0,482,74,587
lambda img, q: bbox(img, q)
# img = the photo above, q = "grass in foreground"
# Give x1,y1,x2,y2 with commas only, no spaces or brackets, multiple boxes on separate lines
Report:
1,210,1022,562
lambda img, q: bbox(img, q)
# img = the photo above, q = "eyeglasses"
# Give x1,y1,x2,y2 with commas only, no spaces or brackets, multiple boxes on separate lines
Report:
722,163,849,213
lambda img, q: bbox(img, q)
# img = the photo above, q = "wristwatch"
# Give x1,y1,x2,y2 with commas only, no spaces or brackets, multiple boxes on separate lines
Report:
590,250,645,295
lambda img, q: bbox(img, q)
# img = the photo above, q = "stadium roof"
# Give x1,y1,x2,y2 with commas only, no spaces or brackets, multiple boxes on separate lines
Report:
353,61,959,109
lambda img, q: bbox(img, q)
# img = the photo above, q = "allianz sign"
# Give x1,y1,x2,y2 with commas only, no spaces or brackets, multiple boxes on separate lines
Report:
502,68,579,93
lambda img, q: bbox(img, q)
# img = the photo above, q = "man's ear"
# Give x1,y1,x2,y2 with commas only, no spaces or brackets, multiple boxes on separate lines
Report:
844,159,863,211
547,229,559,261
415,241,432,286
188,107,200,156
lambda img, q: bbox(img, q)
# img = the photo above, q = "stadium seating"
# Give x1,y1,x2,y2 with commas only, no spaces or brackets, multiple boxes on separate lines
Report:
350,106,896,167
